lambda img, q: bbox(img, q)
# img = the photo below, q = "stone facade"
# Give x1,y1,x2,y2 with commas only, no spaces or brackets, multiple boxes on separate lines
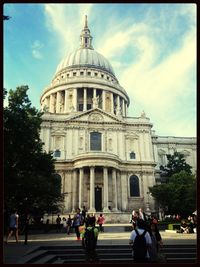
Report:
40,17,196,217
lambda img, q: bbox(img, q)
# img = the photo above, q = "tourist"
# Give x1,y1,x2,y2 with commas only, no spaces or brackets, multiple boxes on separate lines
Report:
129,219,152,262
81,206,87,223
130,210,138,224
72,208,83,240
82,216,99,262
180,219,189,233
6,209,19,243
97,213,105,232
62,217,67,233
66,215,72,235
138,208,147,221
148,221,163,262
56,214,62,233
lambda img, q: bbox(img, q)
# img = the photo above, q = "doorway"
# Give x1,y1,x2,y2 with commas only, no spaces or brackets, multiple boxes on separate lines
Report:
95,186,102,211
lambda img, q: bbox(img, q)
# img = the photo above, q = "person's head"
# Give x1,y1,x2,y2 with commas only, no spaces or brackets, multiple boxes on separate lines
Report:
57,214,60,217
150,222,158,232
76,208,81,213
100,213,102,217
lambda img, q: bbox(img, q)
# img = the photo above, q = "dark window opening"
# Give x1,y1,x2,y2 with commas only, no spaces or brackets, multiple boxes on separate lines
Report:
79,104,83,111
90,132,101,151
130,152,136,159
130,175,139,197
54,149,61,157
87,104,92,110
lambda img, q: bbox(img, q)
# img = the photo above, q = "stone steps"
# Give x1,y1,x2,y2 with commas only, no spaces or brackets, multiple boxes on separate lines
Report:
17,244,197,264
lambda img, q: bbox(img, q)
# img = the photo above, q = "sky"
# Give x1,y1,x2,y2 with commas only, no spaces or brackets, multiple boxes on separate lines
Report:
3,3,196,137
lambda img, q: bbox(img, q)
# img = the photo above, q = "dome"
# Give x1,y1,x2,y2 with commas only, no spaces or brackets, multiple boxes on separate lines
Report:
55,15,116,78
55,48,116,77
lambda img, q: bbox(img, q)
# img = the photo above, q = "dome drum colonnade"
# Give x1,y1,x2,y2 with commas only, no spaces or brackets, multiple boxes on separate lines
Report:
40,15,129,117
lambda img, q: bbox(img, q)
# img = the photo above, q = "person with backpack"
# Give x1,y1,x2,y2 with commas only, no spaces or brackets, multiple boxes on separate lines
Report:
129,219,152,263
82,216,99,263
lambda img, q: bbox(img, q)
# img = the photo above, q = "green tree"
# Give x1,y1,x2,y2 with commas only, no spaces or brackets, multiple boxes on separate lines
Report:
160,151,192,180
149,171,196,217
4,86,63,220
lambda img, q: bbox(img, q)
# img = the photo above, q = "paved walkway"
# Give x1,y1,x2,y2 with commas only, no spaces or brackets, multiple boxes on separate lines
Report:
3,229,197,264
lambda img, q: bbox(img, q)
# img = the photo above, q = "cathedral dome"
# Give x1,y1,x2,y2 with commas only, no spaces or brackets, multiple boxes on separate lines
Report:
55,48,115,77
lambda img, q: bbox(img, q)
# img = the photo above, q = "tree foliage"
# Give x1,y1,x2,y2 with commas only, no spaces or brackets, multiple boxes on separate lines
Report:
149,171,196,217
4,86,63,219
160,151,192,178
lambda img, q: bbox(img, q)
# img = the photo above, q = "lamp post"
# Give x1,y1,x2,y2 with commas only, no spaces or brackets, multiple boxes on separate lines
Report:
24,197,29,245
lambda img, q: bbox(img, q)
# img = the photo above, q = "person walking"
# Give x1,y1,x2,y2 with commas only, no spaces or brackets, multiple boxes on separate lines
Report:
148,221,163,262
73,208,83,240
129,219,152,263
56,215,62,233
66,215,72,235
6,209,19,243
81,206,87,223
97,213,105,232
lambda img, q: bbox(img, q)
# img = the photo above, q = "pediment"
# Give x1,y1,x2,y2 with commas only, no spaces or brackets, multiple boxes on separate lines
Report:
65,108,124,124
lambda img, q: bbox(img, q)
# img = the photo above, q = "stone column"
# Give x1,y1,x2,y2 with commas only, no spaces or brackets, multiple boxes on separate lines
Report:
79,168,83,209
73,88,77,111
89,167,95,212
102,90,106,111
56,91,61,113
121,172,128,211
64,89,68,113
111,93,114,114
49,94,54,113
139,131,145,161
122,99,125,117
93,88,96,98
103,167,110,212
83,88,87,111
144,132,151,161
72,169,78,212
112,169,118,211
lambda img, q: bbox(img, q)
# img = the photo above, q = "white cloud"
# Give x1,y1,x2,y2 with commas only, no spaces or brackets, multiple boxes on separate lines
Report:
41,4,196,137
31,40,44,59
43,3,93,58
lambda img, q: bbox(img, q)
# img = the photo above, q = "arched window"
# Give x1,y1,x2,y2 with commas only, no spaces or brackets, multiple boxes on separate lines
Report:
130,175,140,197
130,152,136,159
90,132,101,151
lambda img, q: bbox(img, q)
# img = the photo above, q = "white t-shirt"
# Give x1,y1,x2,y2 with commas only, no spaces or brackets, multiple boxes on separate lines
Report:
129,228,152,258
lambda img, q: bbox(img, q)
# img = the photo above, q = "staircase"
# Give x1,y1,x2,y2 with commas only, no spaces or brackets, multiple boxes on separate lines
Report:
18,244,197,264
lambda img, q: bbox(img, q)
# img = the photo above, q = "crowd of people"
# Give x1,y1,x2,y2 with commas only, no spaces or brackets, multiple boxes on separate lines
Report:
5,207,197,263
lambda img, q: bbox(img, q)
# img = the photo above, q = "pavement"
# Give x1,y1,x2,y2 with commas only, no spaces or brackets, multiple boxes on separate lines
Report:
3,224,197,264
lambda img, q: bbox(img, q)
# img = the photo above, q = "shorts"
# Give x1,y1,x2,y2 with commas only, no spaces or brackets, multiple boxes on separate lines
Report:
9,227,17,232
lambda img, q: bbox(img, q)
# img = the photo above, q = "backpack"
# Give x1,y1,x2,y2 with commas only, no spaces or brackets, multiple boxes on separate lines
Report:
84,227,97,250
133,229,147,262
